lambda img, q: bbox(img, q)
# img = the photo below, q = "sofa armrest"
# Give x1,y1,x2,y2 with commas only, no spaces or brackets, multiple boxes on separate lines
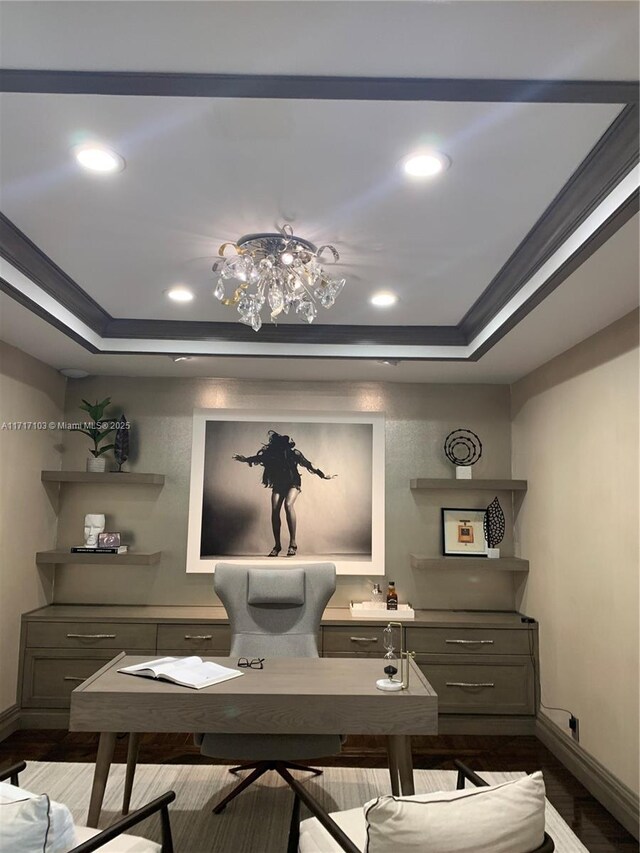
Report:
0,761,27,785
69,791,176,853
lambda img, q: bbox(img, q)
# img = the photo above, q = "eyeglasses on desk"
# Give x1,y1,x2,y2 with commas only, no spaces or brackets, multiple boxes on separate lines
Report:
237,657,265,669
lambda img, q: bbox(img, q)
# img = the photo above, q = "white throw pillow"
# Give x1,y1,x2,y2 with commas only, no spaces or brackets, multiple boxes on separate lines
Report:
364,772,546,853
0,781,77,853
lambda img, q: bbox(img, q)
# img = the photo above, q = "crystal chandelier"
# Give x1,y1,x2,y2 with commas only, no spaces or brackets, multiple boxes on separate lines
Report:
212,224,345,331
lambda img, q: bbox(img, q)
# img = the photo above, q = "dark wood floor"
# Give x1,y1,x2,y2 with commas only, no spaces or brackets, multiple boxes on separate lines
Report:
1,730,637,853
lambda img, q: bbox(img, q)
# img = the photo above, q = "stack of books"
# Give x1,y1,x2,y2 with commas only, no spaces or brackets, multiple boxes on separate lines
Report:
70,545,128,555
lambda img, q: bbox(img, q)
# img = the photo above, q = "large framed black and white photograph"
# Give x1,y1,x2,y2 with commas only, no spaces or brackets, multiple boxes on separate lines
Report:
187,409,385,575
441,507,488,557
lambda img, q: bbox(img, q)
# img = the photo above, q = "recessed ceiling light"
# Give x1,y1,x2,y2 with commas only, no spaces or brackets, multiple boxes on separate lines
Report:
376,359,400,367
59,368,90,379
403,150,450,179
172,356,194,363
370,292,398,307
73,143,125,174
166,286,194,303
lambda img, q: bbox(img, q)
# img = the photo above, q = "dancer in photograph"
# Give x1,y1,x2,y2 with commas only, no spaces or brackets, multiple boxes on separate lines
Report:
233,430,337,556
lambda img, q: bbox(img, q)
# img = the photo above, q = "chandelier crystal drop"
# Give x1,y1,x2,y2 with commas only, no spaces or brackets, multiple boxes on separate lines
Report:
212,224,345,330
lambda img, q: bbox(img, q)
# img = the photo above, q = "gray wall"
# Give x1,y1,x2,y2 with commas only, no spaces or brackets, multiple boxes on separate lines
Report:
54,377,515,609
0,341,65,712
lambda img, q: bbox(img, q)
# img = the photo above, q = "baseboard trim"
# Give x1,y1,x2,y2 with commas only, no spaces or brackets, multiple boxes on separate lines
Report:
0,704,20,742
536,713,639,840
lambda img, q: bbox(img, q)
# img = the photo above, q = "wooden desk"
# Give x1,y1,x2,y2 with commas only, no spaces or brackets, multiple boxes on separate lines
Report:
70,653,438,827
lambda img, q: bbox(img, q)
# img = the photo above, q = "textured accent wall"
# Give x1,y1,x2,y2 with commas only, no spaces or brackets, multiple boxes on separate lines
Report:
512,309,639,794
55,377,515,609
0,341,65,713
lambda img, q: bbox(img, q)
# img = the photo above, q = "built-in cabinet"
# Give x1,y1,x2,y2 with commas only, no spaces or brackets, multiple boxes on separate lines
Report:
18,605,538,734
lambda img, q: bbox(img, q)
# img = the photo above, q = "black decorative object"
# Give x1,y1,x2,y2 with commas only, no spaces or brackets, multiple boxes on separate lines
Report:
444,429,483,467
484,496,506,548
114,414,130,473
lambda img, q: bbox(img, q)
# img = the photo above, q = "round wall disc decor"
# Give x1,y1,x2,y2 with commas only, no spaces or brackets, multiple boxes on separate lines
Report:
443,428,482,467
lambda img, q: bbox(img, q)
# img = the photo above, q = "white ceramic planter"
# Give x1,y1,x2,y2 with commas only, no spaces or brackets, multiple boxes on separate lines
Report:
455,466,472,479
486,548,500,559
86,456,107,473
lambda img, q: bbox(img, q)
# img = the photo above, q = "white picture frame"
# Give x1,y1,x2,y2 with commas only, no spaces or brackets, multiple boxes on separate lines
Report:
186,409,385,575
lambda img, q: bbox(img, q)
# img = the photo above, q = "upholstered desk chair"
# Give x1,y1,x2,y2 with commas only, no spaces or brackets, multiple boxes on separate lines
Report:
196,562,342,813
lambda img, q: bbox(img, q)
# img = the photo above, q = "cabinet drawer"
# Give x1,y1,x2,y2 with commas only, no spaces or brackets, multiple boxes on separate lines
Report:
322,626,384,654
406,627,531,656
417,655,534,715
21,649,156,709
156,624,230,653
27,621,156,650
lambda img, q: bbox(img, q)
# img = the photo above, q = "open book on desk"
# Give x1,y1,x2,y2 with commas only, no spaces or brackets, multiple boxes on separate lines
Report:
118,656,244,690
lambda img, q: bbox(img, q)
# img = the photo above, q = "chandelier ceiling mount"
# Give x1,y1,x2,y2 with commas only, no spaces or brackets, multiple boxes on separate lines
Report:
212,224,345,331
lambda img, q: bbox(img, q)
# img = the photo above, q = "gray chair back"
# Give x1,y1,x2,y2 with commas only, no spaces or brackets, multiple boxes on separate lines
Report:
214,562,336,658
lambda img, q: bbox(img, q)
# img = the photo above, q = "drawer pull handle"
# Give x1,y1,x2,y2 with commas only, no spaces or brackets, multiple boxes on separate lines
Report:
349,636,379,643
184,635,213,640
66,633,116,639
446,682,495,688
445,639,495,645
63,676,86,682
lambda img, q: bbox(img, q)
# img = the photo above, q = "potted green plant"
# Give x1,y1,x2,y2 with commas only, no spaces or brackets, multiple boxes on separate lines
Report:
76,397,116,472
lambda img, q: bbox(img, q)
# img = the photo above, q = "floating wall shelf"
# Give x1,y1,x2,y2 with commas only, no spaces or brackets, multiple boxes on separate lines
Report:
409,555,529,572
41,471,165,485
410,478,527,491
36,550,162,566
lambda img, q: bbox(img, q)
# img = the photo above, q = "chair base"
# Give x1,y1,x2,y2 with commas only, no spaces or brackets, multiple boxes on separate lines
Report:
213,761,322,813
228,760,323,778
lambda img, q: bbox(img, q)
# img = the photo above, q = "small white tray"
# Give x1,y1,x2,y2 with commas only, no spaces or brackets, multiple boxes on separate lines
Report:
349,602,415,620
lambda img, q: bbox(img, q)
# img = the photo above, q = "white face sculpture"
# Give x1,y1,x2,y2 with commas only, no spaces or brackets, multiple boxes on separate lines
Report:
84,514,106,547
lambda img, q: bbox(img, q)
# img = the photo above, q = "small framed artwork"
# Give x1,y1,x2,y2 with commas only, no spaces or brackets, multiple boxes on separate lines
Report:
98,532,121,548
441,508,487,557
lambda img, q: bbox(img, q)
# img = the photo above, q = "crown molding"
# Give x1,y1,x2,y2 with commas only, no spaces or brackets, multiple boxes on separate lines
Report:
460,104,639,341
1,69,638,103
0,213,110,334
469,186,640,361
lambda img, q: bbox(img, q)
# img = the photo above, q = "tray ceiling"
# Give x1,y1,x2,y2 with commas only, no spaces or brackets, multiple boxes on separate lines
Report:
0,0,638,366
2,211,637,383
0,94,623,324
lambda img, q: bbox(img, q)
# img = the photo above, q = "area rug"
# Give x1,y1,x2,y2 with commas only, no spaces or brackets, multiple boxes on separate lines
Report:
19,762,588,852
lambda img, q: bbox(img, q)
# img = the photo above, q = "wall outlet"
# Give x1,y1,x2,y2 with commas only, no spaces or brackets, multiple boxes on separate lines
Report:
569,715,580,742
